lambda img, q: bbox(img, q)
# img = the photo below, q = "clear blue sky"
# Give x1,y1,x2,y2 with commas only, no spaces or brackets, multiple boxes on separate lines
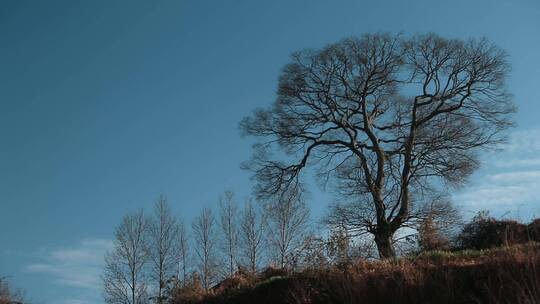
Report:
1,0,539,303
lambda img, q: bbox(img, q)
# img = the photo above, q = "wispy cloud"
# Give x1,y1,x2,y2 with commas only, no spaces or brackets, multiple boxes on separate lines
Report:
493,158,540,168
58,298,97,304
23,238,113,303
453,128,540,219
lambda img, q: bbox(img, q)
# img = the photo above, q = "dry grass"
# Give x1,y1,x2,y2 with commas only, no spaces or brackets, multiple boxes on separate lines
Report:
172,242,540,304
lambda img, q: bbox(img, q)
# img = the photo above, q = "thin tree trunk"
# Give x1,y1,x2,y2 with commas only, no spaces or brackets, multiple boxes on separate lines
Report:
132,269,136,304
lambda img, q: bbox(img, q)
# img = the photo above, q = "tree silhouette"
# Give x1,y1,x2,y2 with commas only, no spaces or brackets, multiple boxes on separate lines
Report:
241,33,514,258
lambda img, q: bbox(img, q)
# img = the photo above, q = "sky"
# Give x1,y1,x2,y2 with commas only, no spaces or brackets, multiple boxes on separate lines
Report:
0,0,539,303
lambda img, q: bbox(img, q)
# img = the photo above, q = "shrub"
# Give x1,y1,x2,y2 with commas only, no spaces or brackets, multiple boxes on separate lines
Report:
418,216,451,252
457,212,537,250
170,272,207,304
527,219,540,241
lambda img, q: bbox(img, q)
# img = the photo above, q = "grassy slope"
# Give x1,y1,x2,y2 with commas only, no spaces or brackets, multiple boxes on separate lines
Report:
176,243,540,304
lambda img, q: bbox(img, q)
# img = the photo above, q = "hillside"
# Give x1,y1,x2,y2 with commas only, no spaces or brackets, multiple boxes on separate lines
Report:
173,243,540,304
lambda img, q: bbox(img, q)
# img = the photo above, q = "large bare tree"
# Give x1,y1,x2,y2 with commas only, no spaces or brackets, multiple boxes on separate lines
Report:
147,196,177,303
241,33,515,258
103,210,150,304
192,208,219,290
218,191,239,277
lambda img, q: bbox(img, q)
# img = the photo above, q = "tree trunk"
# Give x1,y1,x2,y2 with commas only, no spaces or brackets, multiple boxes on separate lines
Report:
132,269,136,304
374,230,396,259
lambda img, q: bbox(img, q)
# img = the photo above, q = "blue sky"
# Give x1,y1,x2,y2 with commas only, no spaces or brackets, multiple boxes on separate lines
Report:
1,0,539,303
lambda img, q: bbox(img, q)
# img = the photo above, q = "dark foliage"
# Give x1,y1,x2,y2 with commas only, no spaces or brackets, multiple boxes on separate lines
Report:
457,213,540,250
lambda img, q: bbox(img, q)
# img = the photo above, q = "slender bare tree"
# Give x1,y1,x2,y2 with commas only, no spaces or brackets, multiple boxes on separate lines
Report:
239,199,266,273
103,210,150,304
241,33,515,258
175,219,190,287
147,196,177,303
192,208,219,290
218,191,239,277
265,190,310,268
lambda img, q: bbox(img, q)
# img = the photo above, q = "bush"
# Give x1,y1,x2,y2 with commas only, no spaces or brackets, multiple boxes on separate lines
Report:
527,219,540,241
418,216,451,252
457,212,538,250
170,272,208,304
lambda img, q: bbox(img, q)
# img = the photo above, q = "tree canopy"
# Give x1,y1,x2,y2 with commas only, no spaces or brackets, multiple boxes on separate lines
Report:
241,33,515,258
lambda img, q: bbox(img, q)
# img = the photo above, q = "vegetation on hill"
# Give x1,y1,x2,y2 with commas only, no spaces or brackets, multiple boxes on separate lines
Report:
172,242,540,304
167,216,540,304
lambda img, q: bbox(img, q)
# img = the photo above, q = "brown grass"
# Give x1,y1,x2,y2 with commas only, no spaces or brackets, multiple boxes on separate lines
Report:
172,242,540,304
